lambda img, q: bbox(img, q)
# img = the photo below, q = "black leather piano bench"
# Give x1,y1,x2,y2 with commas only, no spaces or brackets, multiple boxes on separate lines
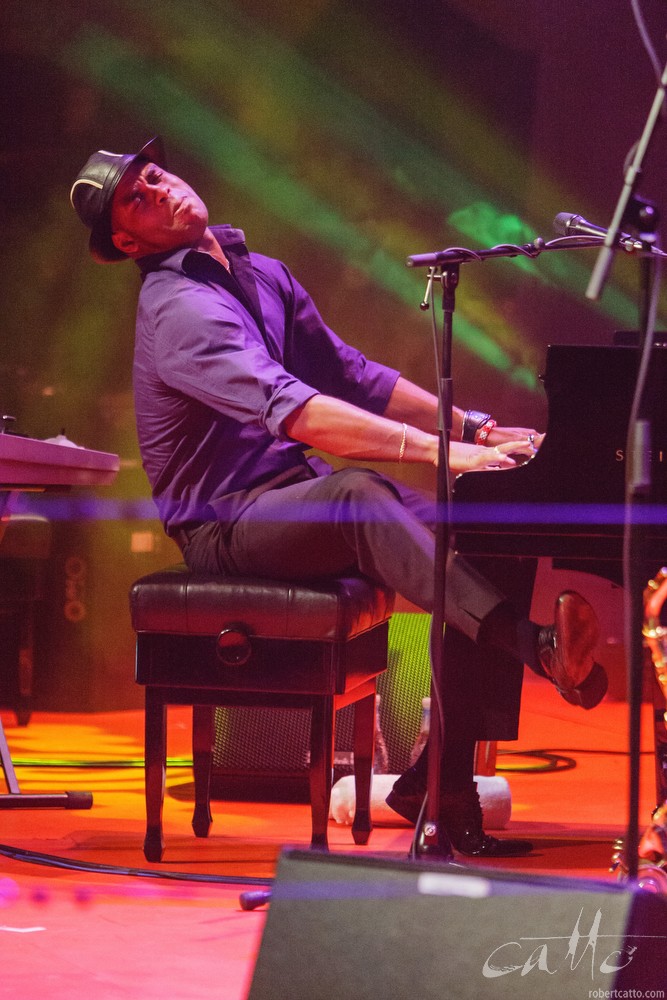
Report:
0,513,52,726
129,563,395,862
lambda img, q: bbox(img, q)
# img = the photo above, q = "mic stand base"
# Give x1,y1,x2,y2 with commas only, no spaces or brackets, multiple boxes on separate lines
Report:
414,818,454,861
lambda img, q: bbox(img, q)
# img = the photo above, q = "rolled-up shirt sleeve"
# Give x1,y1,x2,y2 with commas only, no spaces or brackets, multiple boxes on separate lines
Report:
150,280,320,439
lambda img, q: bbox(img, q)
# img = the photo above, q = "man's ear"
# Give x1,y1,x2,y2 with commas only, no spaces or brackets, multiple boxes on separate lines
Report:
111,230,140,256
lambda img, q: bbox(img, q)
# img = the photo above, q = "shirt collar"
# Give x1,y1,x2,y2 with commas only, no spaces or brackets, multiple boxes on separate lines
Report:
136,225,268,338
136,225,249,279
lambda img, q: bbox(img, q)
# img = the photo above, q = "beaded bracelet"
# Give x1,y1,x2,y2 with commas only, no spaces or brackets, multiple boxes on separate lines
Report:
475,418,497,445
461,409,492,443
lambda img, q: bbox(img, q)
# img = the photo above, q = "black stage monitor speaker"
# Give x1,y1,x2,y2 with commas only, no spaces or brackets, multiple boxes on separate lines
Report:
247,850,667,999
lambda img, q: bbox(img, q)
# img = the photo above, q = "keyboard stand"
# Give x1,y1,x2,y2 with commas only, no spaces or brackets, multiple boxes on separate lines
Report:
0,715,92,809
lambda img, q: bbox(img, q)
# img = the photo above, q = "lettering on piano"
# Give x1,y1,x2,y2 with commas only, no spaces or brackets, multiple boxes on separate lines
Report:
615,450,667,463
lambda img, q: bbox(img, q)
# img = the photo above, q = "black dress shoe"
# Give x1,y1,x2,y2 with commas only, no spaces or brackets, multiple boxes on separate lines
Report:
385,781,533,858
440,785,533,858
538,591,608,710
450,828,531,858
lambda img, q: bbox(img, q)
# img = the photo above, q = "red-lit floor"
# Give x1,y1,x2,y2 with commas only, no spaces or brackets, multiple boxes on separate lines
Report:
0,670,661,999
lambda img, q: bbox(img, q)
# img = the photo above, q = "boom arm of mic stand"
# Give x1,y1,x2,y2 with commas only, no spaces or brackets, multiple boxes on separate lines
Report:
405,234,651,272
406,240,546,269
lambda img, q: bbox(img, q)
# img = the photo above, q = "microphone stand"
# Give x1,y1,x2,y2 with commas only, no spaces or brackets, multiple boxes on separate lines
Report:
407,237,546,860
406,234,666,862
415,261,456,859
585,60,667,886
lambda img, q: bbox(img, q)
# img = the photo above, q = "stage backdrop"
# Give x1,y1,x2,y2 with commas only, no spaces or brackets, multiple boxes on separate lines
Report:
1,0,667,708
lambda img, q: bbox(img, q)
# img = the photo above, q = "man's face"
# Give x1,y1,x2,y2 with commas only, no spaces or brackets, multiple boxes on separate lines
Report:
110,160,209,258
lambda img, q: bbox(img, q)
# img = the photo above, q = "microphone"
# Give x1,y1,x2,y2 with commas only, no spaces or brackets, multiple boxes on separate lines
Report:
239,889,272,910
553,212,644,251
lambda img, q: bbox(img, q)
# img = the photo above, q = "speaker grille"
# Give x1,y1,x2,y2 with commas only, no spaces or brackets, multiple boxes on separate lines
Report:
210,612,431,793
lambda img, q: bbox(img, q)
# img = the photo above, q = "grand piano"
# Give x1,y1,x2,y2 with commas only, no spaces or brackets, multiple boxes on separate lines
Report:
454,343,667,560
452,343,667,803
0,431,120,808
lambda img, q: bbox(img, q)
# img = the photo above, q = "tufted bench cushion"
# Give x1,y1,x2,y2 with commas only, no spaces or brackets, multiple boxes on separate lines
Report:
130,563,394,641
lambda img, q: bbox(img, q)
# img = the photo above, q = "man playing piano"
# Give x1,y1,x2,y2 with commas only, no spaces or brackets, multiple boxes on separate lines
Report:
70,137,608,858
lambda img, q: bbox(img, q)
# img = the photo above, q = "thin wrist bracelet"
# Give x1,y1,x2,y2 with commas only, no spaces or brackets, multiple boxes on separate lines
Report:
398,422,408,461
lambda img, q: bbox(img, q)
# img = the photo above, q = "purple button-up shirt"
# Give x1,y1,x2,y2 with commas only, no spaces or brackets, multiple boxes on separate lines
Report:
133,225,400,534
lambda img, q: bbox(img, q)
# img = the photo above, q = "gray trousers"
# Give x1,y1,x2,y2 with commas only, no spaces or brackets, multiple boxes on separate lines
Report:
182,467,530,741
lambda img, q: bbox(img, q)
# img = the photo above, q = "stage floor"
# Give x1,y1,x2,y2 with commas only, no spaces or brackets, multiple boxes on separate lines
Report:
0,669,661,999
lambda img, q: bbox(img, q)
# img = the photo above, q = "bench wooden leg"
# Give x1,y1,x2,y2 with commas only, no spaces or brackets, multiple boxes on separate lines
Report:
309,696,334,850
351,690,375,845
192,705,214,838
144,688,167,862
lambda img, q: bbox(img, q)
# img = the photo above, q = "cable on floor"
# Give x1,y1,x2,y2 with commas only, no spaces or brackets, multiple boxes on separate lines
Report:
0,840,272,888
496,746,654,773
